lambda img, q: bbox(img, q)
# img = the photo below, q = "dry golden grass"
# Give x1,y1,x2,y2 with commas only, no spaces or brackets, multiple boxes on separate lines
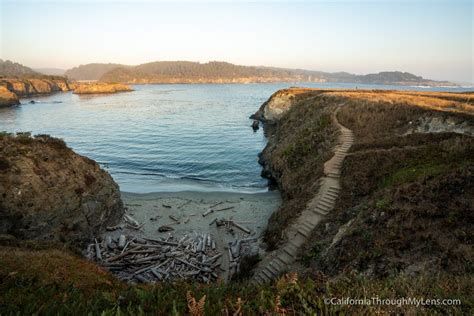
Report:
276,88,474,114
323,90,474,114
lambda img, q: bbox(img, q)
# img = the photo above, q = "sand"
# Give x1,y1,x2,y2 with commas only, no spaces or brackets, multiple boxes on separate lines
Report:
103,190,281,281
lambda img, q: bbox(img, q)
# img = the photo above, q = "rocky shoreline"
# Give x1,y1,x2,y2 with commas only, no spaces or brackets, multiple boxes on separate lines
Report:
0,78,133,107
0,86,20,107
73,82,133,94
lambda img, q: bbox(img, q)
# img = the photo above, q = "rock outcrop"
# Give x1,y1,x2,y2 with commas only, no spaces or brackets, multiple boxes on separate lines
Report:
251,88,319,123
0,133,124,245
0,78,71,97
0,86,20,107
73,83,133,94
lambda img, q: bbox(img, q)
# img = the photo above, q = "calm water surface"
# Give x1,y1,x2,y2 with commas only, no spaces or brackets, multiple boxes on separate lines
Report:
0,83,471,193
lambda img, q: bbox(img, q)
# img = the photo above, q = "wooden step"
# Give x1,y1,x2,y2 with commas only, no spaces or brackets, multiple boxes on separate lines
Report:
299,224,312,235
254,274,266,284
277,251,293,263
269,260,283,271
261,268,275,281
267,263,279,275
257,271,272,283
325,191,338,198
297,228,309,238
302,221,314,231
275,256,288,266
313,207,329,216
282,246,296,257
322,196,336,203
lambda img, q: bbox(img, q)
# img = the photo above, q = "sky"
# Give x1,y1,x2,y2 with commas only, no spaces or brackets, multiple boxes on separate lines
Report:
0,0,472,83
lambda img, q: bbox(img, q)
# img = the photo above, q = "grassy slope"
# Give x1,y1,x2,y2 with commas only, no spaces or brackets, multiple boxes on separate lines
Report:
259,92,339,248
1,242,471,315
300,95,473,277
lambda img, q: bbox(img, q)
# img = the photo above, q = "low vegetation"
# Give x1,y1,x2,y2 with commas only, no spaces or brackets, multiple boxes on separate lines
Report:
1,241,471,315
259,92,339,248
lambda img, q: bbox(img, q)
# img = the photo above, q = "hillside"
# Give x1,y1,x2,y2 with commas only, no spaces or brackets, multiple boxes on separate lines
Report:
34,68,66,76
0,59,39,77
64,63,127,80
65,61,454,86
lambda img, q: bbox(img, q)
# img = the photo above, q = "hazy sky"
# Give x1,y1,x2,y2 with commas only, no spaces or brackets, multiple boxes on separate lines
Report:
1,0,472,82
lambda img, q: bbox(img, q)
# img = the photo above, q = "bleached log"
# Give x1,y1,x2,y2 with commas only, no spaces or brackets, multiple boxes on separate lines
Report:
94,238,102,261
202,209,214,217
135,274,151,283
214,206,234,212
124,214,140,227
106,224,123,231
210,201,224,208
169,215,180,223
118,234,126,249
231,221,251,234
158,225,174,232
209,218,217,226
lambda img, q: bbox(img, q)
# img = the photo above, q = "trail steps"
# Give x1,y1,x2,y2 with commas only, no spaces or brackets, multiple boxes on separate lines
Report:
251,108,354,285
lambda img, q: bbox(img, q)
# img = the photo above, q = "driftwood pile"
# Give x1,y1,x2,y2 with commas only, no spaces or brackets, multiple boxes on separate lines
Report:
86,233,222,284
226,237,257,279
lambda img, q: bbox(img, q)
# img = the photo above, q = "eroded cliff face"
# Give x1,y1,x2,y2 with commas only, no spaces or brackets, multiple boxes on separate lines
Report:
0,78,71,97
252,88,324,123
0,86,20,107
73,82,133,94
0,133,124,245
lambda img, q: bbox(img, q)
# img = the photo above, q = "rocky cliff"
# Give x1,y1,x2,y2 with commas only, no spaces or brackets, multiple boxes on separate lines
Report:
0,133,124,245
0,78,71,97
73,82,133,94
0,86,20,107
251,88,326,123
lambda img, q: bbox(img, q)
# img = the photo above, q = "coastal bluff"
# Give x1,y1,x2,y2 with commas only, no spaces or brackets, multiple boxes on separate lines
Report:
251,88,315,122
73,82,133,94
0,86,20,107
0,78,71,96
0,133,124,244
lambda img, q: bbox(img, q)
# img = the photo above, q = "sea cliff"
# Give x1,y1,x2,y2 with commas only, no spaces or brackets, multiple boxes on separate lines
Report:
0,86,20,107
0,133,124,244
73,82,133,94
0,78,71,97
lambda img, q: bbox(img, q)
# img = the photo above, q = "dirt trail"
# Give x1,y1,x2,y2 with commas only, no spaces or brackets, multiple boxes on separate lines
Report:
251,108,354,285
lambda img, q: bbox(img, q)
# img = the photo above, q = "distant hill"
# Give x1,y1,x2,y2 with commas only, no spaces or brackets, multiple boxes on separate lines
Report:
34,68,66,76
0,59,39,77
80,61,450,86
64,63,127,80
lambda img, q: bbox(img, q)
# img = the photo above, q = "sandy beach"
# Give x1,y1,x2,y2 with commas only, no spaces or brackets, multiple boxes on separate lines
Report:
100,190,281,281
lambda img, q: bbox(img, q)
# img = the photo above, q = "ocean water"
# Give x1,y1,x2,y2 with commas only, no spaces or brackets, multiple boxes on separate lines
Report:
0,83,471,193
